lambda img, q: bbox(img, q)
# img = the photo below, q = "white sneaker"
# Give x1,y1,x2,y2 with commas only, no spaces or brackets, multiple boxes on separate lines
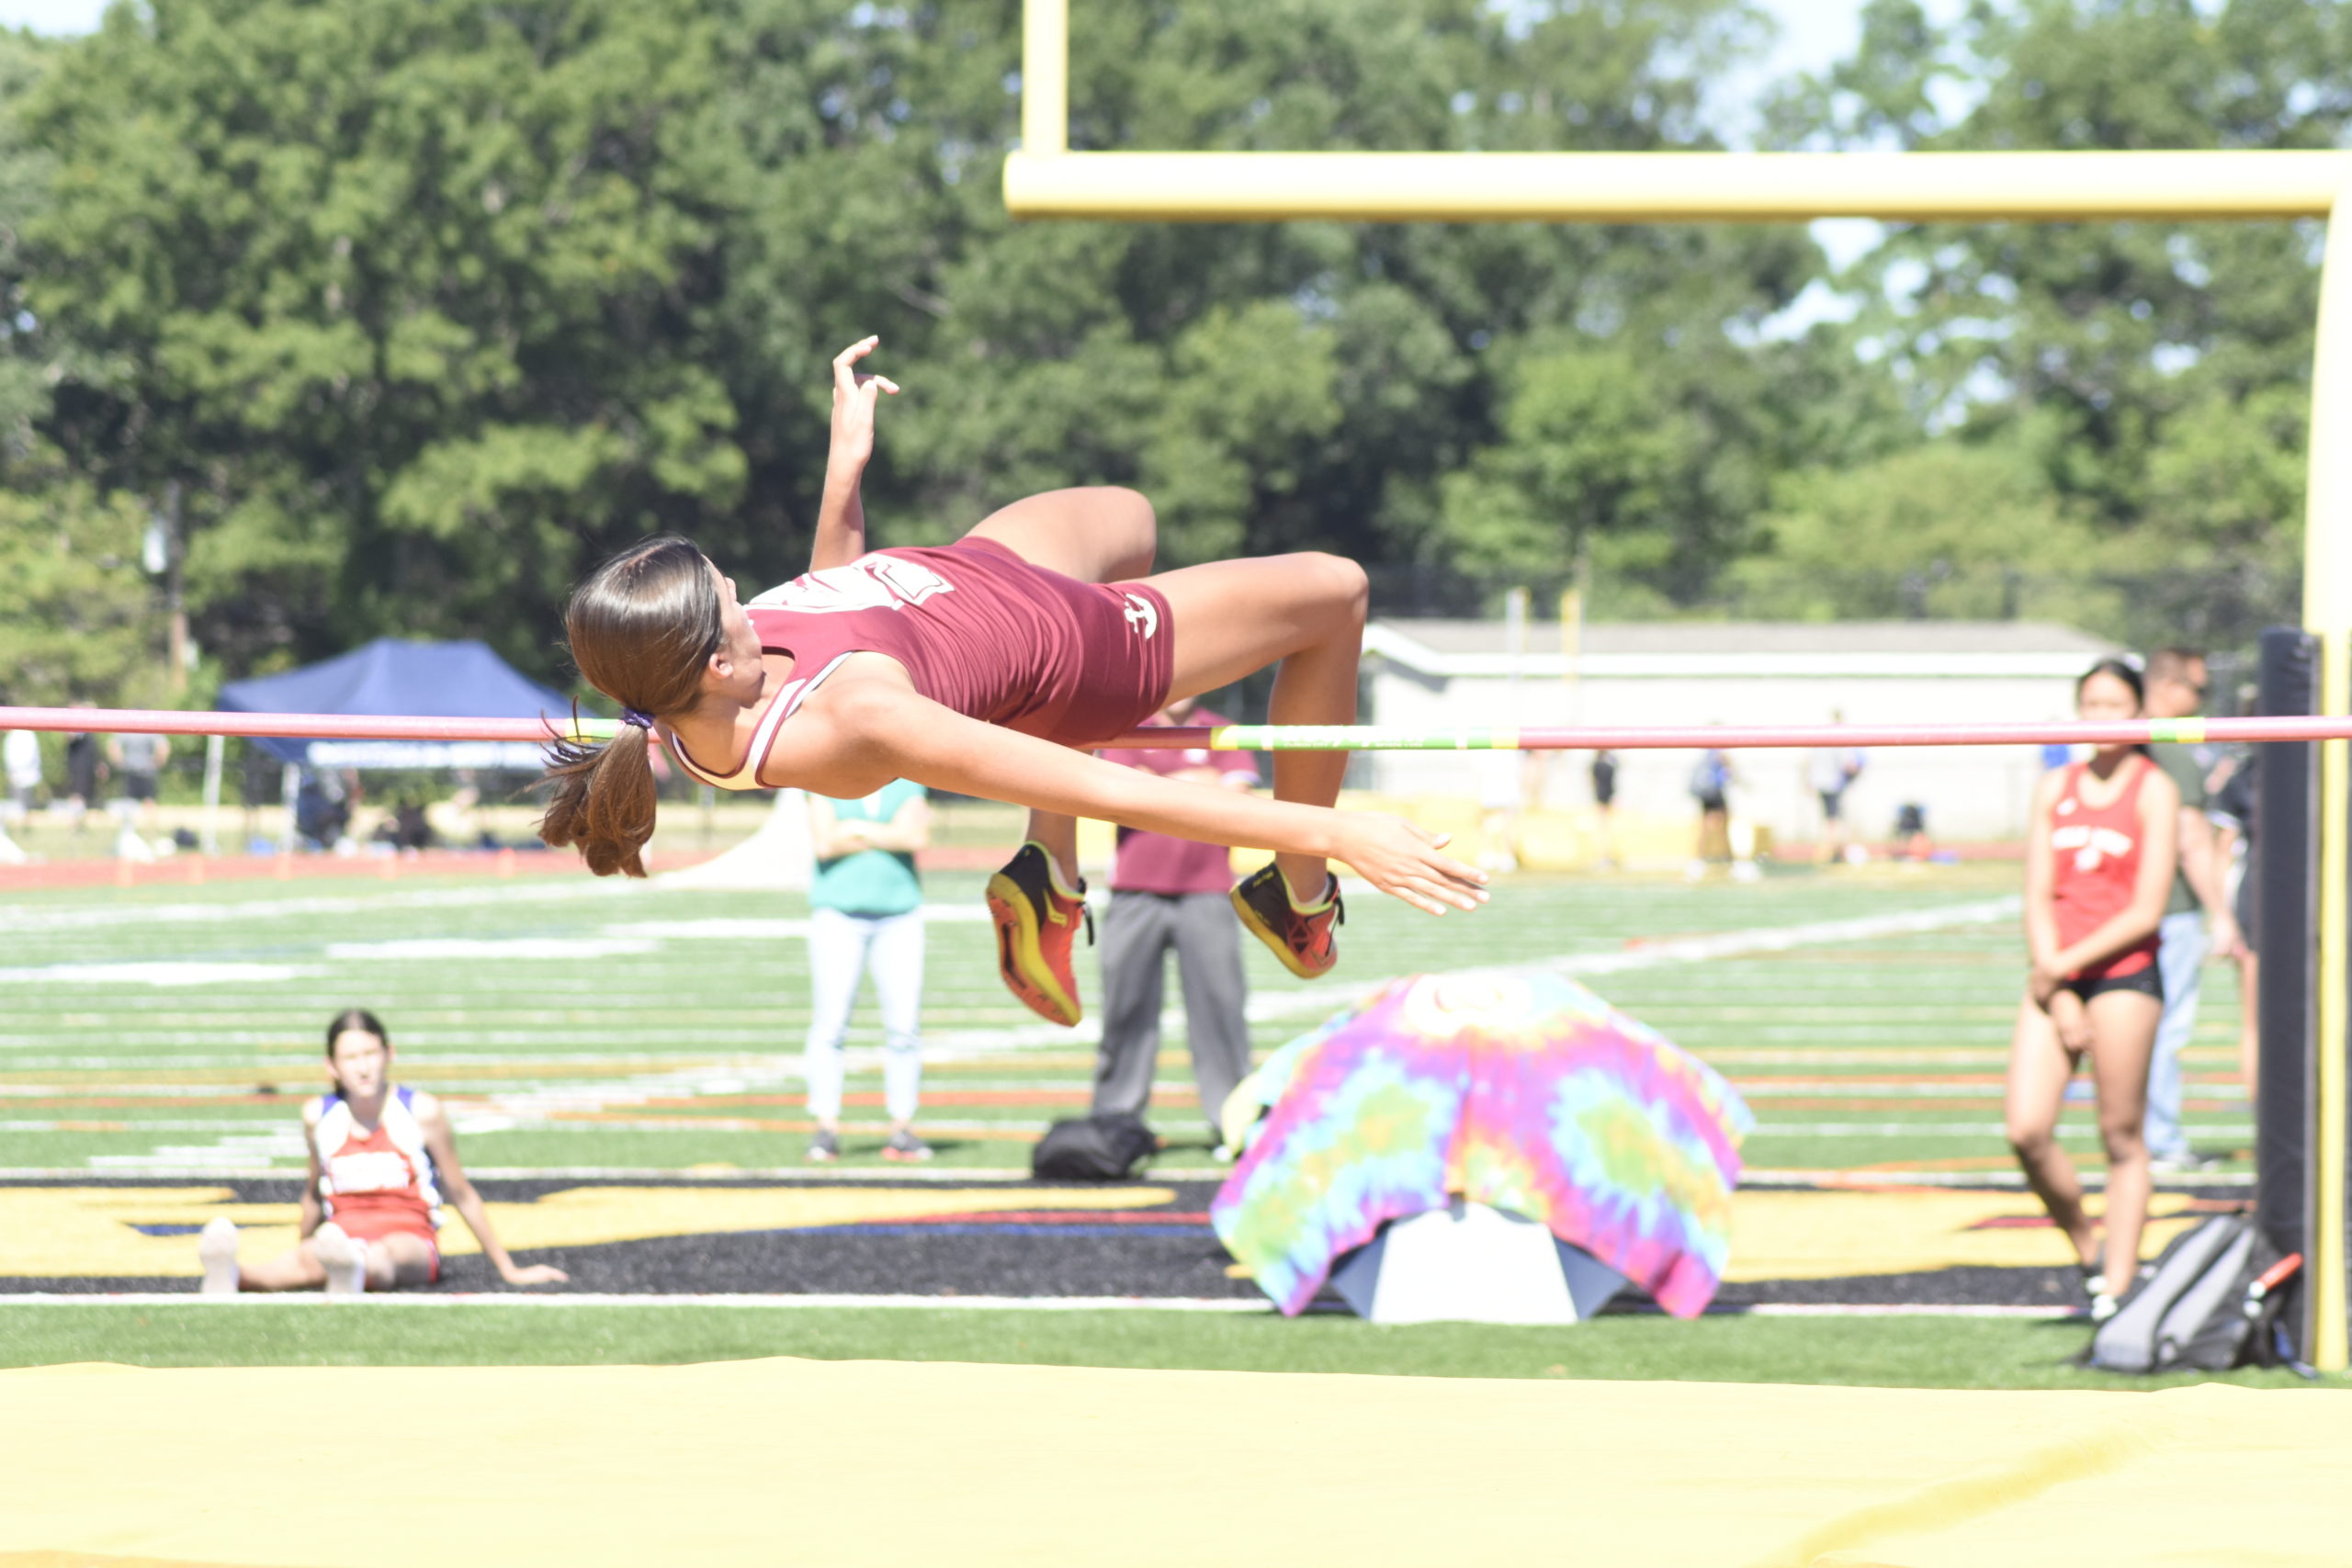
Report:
198,1216,239,1296
2089,1292,2120,1324
312,1223,368,1297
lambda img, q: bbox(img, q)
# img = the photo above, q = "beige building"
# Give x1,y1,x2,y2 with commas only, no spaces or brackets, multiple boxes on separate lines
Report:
1360,619,2123,851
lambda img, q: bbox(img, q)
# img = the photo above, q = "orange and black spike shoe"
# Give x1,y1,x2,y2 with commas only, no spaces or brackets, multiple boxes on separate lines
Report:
985,840,1092,1027
1229,862,1343,979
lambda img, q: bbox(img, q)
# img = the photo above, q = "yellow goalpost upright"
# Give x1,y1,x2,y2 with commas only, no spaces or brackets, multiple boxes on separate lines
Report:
1001,0,2352,1371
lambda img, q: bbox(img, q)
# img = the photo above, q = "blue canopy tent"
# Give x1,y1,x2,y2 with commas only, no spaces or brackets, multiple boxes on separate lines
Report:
219,638,585,771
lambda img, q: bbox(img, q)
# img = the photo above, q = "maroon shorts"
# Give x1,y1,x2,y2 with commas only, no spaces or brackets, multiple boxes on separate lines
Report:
946,537,1174,747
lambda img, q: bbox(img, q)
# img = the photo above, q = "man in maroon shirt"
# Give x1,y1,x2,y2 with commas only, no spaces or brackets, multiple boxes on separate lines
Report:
1091,695,1262,1149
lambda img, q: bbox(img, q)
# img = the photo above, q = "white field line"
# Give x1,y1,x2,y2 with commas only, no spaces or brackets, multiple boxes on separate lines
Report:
0,1292,2080,1319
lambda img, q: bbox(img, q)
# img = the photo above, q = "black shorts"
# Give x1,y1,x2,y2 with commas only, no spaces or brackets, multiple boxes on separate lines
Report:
1818,790,1845,821
2064,967,2164,1005
1695,793,1727,815
121,772,158,803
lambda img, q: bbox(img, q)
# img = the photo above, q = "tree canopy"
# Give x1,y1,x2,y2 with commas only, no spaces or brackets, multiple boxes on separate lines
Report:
1,0,2346,705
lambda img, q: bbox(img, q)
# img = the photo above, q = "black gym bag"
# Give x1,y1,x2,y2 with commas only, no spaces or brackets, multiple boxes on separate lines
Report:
2084,1210,2302,1374
1031,1112,1157,1181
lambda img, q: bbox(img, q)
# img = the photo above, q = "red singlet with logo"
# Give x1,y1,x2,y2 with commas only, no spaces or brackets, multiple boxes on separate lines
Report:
669,538,1174,791
2048,758,2161,980
313,1086,442,1253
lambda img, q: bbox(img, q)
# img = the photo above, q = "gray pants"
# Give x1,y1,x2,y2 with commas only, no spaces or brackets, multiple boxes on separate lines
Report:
2143,908,2208,1161
1091,891,1250,1136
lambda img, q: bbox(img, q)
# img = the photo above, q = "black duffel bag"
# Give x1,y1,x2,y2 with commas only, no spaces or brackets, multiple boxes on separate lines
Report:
1031,1112,1157,1181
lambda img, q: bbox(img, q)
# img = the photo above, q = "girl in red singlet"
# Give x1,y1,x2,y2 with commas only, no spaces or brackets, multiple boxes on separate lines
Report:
198,1010,568,1294
539,338,1490,1028
2006,659,2180,1324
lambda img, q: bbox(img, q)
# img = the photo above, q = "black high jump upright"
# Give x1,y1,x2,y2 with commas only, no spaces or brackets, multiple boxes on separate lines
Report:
2255,627,2320,1352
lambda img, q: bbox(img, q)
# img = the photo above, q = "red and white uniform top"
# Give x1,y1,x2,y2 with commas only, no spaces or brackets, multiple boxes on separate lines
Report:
2048,757,2162,980
311,1085,442,1239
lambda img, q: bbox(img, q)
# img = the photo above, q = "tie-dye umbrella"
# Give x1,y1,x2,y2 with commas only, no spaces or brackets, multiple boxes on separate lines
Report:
1212,972,1752,1319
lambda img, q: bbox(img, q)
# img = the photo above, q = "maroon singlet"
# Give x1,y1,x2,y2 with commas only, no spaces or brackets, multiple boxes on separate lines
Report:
666,537,1174,791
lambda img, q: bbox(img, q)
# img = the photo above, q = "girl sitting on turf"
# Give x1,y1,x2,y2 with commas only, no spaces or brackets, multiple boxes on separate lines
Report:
538,337,1487,1028
198,1009,569,1295
2005,658,2179,1323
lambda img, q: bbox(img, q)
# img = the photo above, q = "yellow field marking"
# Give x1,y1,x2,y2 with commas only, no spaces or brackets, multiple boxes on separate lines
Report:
1725,1190,2204,1282
3,1184,2211,1284
0,1185,1179,1279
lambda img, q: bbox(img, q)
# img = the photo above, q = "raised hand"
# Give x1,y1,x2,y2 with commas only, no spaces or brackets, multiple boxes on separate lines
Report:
1332,815,1489,916
829,335,900,474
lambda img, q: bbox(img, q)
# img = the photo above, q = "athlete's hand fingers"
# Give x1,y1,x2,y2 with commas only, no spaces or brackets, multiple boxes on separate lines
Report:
832,336,881,400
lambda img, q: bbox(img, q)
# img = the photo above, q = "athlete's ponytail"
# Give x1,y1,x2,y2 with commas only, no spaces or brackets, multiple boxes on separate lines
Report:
538,536,726,878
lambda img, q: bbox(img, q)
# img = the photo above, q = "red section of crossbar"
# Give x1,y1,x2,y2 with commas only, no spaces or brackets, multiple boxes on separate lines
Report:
0,705,2345,750
1142,717,2342,750
0,706,587,743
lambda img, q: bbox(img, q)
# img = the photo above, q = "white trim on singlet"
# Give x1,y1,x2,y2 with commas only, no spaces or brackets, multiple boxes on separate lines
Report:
663,654,858,792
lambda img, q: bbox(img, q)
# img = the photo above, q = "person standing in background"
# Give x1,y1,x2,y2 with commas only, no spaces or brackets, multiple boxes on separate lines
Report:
804,780,931,1164
1687,744,1734,875
0,729,36,865
2140,649,2243,1174
1589,750,1619,871
63,726,101,832
1091,695,1262,1153
1807,714,1866,864
107,731,169,847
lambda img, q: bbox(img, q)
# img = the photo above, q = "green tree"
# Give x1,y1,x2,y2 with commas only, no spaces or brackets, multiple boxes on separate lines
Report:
1769,0,2352,644
24,0,755,679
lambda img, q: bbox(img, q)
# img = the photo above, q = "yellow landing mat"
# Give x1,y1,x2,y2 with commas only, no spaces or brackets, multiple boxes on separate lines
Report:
1,1361,2345,1568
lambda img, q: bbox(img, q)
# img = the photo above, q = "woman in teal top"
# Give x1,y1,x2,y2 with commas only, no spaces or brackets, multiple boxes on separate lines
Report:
806,779,930,1161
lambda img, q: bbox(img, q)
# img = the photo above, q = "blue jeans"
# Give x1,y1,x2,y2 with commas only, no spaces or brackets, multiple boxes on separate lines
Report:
804,907,924,1123
2143,909,2208,1160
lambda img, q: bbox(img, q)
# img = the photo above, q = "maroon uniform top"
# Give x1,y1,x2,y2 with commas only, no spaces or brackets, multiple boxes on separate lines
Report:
666,537,1174,790
1102,708,1261,895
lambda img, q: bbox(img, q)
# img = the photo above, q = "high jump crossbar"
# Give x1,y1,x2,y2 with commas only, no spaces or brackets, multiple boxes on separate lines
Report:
0,705,2338,752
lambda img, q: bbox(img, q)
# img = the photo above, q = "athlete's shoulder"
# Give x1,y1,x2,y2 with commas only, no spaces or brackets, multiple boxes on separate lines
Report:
302,1095,329,1127
2136,754,2182,809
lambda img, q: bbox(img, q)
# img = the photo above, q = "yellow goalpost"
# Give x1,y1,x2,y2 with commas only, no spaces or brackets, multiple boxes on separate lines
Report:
1001,0,2352,1371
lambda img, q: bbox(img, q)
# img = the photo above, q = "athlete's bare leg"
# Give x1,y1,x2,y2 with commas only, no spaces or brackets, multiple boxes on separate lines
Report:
365,1231,438,1291
237,1230,435,1292
2085,990,2161,1293
1148,553,1368,902
237,1240,329,1292
2004,993,2098,1272
962,487,1157,884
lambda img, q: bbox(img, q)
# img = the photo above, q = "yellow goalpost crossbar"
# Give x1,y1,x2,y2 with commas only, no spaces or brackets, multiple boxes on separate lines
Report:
1002,0,2352,1371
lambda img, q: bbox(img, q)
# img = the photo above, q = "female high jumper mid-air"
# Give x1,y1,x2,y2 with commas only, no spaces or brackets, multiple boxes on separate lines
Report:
538,338,1487,1026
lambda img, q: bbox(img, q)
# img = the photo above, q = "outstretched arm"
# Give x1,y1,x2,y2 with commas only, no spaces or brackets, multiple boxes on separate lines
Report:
810,337,900,573
419,1100,568,1287
820,684,1487,915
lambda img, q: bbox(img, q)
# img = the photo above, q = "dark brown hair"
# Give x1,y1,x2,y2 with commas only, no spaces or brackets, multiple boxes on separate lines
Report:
2075,656,2145,709
538,536,726,877
325,1007,390,1057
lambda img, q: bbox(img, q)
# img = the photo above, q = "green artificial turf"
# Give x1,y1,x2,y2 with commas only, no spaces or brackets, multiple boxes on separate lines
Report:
0,1302,2326,1391
0,862,2254,1179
